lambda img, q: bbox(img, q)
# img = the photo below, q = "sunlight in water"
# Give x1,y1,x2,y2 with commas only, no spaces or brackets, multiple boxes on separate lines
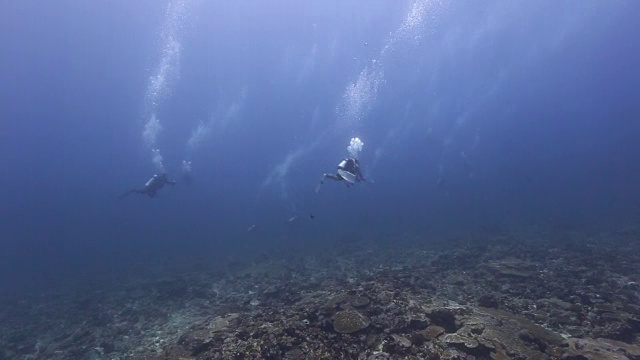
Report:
141,0,191,173
337,0,445,134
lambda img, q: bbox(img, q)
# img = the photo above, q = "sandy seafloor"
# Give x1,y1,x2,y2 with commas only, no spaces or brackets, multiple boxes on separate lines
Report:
3,227,640,360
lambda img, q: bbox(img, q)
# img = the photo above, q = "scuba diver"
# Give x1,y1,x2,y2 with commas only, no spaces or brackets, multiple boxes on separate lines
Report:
119,173,176,199
316,157,365,192
181,160,193,185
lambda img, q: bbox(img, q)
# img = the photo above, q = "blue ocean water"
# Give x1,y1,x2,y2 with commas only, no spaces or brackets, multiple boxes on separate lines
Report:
1,0,639,296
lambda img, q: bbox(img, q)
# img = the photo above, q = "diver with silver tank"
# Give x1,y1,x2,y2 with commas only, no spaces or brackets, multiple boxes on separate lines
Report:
316,137,366,192
119,173,176,199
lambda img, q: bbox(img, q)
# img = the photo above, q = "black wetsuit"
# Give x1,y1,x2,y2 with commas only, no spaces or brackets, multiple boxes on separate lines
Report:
120,173,176,199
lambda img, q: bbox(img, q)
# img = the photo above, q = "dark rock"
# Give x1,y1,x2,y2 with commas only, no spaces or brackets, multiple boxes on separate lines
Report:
391,334,412,348
100,340,115,354
285,348,304,359
563,337,640,360
477,293,499,308
89,311,112,327
350,295,371,308
178,329,214,356
426,308,459,333
420,325,445,340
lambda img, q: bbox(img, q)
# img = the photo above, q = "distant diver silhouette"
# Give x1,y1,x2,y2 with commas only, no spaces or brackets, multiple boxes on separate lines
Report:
119,173,176,199
181,160,193,185
316,157,365,193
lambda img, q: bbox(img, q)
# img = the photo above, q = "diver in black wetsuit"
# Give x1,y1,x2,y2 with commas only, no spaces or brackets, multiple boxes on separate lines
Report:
119,173,176,199
316,158,365,192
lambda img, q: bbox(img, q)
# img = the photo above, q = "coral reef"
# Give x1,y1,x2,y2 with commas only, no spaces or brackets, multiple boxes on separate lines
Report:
332,310,371,334
1,228,640,359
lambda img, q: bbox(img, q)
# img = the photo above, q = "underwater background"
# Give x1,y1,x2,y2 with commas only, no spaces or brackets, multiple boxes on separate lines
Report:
2,3,640,357
2,0,640,296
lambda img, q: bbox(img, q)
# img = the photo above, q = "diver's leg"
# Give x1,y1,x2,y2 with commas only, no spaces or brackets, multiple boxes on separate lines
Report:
119,188,144,199
316,174,334,193
118,190,134,199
